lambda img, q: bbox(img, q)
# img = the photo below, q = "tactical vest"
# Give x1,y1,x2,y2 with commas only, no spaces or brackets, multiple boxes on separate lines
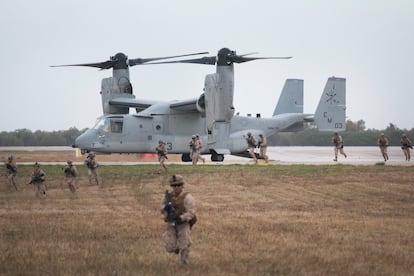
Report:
378,138,387,146
171,192,188,216
171,192,197,228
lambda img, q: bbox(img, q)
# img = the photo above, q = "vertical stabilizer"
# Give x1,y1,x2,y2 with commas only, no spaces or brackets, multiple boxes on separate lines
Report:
273,79,303,116
314,77,346,131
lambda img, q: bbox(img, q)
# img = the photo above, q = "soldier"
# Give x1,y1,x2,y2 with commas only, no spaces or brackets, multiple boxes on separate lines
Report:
377,133,389,162
30,162,46,197
400,134,412,161
195,134,205,164
160,175,197,265
5,155,18,190
155,140,168,172
332,132,347,162
63,160,78,193
85,152,99,185
246,132,258,164
188,135,198,165
258,133,269,163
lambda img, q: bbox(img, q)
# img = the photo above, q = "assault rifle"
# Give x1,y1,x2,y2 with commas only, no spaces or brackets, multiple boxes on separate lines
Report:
156,148,168,159
164,190,180,224
63,167,76,177
6,163,17,174
29,174,45,185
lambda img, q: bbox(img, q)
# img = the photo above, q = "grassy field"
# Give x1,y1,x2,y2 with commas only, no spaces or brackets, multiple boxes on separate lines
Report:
1,164,414,275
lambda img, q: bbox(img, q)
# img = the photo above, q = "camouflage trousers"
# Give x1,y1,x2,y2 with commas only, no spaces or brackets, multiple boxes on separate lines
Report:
379,146,389,161
88,169,99,185
402,148,411,161
33,182,46,197
190,150,199,165
66,176,76,193
8,174,17,190
162,222,192,264
259,146,269,162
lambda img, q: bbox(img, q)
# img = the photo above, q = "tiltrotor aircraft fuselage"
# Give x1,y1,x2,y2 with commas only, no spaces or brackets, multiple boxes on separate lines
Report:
53,48,346,162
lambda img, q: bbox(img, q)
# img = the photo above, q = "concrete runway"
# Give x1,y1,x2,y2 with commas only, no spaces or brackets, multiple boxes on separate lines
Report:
1,146,412,166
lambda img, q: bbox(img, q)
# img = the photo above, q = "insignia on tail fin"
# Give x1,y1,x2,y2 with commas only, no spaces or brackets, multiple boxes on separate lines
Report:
314,77,346,131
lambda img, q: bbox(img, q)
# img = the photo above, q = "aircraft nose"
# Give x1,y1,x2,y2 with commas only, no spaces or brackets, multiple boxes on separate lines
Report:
73,130,96,149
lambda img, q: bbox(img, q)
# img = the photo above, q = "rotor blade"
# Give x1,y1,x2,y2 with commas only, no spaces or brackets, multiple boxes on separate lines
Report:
128,52,209,66
146,56,217,65
50,60,116,69
230,56,293,63
239,52,259,57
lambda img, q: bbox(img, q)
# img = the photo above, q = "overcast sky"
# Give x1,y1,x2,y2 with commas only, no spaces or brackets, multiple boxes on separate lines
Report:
1,0,413,132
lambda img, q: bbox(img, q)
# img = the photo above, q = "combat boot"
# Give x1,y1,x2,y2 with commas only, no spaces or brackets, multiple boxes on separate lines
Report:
180,248,189,265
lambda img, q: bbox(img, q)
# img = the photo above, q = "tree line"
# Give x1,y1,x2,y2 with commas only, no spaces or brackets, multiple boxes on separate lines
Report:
0,120,412,147
0,127,86,147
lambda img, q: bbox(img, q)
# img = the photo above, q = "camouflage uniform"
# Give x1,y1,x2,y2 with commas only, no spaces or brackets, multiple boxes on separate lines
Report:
332,132,347,161
246,132,257,164
160,175,197,265
63,160,78,193
400,134,412,161
5,156,17,190
377,133,389,161
258,134,269,163
85,153,99,185
195,134,205,164
31,162,46,197
155,140,168,172
188,135,198,165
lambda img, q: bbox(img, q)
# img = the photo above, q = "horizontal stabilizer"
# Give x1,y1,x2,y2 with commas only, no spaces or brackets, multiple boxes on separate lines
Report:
314,77,346,131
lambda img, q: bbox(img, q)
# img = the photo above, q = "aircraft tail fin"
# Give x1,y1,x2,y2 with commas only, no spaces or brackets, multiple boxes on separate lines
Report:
314,77,346,131
273,79,303,116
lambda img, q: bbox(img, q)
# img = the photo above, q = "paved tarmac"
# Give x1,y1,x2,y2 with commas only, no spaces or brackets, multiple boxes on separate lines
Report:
1,146,412,166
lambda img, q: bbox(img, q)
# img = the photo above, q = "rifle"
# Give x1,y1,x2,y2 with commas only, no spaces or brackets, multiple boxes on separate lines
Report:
63,167,76,177
164,190,180,224
29,174,45,185
6,163,17,174
164,191,197,229
156,148,168,159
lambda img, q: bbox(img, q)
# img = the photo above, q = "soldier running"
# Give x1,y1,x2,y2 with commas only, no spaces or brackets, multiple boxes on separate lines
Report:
332,132,347,162
195,134,205,164
246,132,258,164
258,134,269,163
377,133,389,162
188,135,198,165
400,134,412,161
160,175,197,265
63,160,78,193
5,155,18,190
155,140,168,172
30,162,46,197
85,152,99,185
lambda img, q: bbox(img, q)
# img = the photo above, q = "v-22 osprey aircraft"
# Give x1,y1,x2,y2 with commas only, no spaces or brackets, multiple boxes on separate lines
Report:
53,48,346,162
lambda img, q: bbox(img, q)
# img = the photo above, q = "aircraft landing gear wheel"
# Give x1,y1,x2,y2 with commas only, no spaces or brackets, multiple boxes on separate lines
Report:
211,154,224,162
181,153,192,162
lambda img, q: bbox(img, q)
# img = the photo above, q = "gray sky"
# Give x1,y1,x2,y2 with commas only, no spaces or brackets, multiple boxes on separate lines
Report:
1,0,413,131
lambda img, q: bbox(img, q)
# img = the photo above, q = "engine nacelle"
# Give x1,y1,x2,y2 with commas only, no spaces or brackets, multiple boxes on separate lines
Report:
101,76,134,115
196,93,205,113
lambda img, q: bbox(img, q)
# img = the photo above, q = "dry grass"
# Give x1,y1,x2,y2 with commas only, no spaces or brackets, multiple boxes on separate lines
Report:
1,164,414,275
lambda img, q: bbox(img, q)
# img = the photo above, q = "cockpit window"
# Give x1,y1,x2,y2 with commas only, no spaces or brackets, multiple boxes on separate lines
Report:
92,117,123,133
92,118,110,133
